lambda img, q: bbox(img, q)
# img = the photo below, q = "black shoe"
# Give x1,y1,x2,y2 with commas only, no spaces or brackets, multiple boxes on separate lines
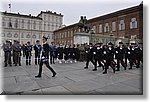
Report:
129,68,132,70
4,65,7,67
19,64,21,66
116,69,120,71
84,67,88,69
103,72,107,74
124,67,126,70
52,73,56,77
15,64,17,66
35,75,41,78
92,69,97,71
113,69,116,73
136,66,140,68
9,64,12,67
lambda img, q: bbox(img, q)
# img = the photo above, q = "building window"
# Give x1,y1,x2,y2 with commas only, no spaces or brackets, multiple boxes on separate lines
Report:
99,24,102,33
8,18,12,28
14,33,18,38
22,19,24,28
130,18,137,29
33,21,36,29
112,22,116,31
104,23,109,33
2,18,6,27
32,34,36,38
14,19,18,28
1,33,5,37
7,33,12,37
119,20,125,30
21,33,24,38
28,20,30,29
26,34,31,38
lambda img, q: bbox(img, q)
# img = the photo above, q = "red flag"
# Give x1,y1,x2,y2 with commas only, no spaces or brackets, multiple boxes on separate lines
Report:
8,4,11,8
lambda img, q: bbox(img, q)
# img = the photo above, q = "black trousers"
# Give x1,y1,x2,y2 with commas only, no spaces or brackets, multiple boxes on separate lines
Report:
26,52,31,65
37,60,56,76
35,52,40,65
50,52,55,64
104,60,115,73
94,58,104,70
116,58,126,70
85,58,95,68
4,51,12,66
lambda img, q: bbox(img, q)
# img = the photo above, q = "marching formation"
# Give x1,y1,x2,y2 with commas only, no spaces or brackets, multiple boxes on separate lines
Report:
2,36,143,78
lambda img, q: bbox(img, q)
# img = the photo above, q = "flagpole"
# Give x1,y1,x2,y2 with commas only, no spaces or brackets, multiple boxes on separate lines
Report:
9,0,11,13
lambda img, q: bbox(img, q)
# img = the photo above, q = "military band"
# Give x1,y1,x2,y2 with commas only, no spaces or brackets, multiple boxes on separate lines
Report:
2,39,143,76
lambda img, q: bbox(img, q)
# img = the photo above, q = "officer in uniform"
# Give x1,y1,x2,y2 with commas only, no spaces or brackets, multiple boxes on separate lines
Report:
103,42,115,74
25,41,32,65
84,43,95,69
12,40,21,66
57,44,64,63
3,40,12,67
115,42,126,71
124,43,129,65
35,36,56,78
127,43,136,69
134,43,143,68
34,40,42,65
49,42,55,64
93,43,104,71
64,45,69,63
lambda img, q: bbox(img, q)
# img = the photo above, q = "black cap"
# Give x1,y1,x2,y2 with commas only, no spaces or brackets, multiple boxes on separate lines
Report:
43,36,48,40
100,42,103,45
119,42,123,44
89,43,93,45
138,42,143,44
6,40,10,43
27,41,30,44
131,43,135,45
108,42,113,45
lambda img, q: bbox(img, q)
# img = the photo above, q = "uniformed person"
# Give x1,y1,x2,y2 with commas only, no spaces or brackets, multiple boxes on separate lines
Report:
115,42,126,71
93,43,104,71
12,40,21,66
3,40,12,67
64,45,69,63
128,43,136,69
103,42,116,74
57,44,64,63
124,43,129,65
25,41,32,65
134,43,143,68
49,42,55,64
34,40,42,65
35,36,56,78
84,43,95,69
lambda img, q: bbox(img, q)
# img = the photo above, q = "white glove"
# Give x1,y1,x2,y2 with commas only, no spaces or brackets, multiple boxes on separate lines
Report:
116,51,118,53
128,52,130,54
86,51,88,53
93,52,96,54
104,51,106,54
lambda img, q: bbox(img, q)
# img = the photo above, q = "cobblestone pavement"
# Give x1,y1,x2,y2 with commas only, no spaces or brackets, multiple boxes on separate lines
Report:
1,56,143,95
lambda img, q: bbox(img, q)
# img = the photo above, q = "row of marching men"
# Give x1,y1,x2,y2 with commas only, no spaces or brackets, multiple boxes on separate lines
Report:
83,42,143,74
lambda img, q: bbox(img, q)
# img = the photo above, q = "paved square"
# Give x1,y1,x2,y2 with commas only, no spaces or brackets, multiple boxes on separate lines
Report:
1,57,143,95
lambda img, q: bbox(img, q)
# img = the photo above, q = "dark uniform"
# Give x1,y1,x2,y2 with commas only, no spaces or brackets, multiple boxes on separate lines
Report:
115,42,126,71
57,45,64,63
12,40,21,66
34,40,42,65
134,44,143,68
64,45,69,63
84,43,95,69
25,42,32,65
35,36,56,78
127,43,136,69
124,43,129,65
3,41,12,67
93,43,104,71
49,44,55,64
103,42,115,74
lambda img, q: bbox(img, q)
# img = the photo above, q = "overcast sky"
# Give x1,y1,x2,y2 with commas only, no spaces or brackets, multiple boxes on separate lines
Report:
0,0,142,26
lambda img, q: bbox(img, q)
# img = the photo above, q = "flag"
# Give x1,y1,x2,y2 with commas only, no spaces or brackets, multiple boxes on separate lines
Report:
8,4,11,8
